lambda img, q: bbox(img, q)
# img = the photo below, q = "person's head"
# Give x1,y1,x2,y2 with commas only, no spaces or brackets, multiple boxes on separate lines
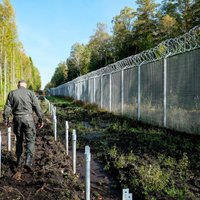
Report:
38,90,44,96
18,80,27,88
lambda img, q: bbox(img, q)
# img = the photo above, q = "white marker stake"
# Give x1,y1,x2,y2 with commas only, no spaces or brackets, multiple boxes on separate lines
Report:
85,146,91,200
72,129,77,174
123,189,129,200
7,127,11,151
54,116,57,141
65,121,69,155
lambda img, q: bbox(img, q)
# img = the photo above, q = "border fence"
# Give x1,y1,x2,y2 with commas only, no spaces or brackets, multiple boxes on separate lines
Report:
50,26,200,134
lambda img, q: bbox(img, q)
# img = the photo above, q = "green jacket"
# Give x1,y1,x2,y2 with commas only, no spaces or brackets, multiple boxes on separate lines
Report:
3,86,43,122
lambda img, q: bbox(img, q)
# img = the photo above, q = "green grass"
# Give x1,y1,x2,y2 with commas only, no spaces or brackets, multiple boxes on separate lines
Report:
49,96,200,200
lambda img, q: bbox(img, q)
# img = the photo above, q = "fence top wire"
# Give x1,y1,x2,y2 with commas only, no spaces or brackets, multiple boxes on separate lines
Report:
52,25,200,89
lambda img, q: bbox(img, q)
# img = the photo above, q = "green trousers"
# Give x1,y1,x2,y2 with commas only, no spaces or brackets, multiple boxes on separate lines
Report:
13,115,36,158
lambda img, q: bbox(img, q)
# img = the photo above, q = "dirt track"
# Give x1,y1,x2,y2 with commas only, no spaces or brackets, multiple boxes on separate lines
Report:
0,117,120,200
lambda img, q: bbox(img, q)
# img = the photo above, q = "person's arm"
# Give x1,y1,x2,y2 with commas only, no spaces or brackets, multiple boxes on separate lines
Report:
31,92,44,128
3,92,12,126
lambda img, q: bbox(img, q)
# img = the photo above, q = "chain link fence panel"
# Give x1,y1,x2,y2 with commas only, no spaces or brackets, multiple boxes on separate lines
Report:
167,48,200,133
140,60,164,126
50,26,200,134
102,75,110,110
123,67,138,118
111,71,122,114
95,76,101,106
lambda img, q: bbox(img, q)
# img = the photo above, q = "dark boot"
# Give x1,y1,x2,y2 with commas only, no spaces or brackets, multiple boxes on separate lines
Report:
16,156,23,167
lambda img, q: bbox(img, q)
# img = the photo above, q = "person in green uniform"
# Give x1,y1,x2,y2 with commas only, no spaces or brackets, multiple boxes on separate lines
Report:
3,80,44,168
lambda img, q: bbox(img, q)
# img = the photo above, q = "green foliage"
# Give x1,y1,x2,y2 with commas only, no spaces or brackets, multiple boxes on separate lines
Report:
0,0,41,107
177,153,189,180
50,61,68,87
88,23,111,71
164,181,189,199
138,163,170,194
192,0,200,26
112,6,138,60
134,0,159,51
67,43,91,77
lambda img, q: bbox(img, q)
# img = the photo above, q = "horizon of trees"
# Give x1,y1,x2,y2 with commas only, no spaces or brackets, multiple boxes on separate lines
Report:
0,0,41,107
46,0,199,90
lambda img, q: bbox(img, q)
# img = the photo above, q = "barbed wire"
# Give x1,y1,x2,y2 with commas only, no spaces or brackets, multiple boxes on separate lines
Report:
53,25,200,88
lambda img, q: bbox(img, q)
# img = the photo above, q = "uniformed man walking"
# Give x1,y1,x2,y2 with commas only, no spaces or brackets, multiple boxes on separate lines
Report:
3,80,44,168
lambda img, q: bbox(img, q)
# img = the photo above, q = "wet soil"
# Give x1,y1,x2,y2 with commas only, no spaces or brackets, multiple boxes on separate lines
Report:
0,117,120,200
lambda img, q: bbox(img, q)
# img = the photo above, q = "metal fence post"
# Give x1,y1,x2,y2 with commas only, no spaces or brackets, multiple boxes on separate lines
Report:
78,82,80,100
88,78,90,103
121,69,124,115
72,129,77,174
75,83,77,100
77,82,78,100
137,64,141,120
7,127,11,151
163,57,167,127
109,73,112,112
85,145,91,200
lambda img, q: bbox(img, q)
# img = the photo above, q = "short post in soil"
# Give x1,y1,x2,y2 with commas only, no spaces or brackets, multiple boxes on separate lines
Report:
72,129,77,174
65,121,69,155
85,145,91,200
54,115,57,141
0,131,2,177
122,188,133,200
7,127,11,151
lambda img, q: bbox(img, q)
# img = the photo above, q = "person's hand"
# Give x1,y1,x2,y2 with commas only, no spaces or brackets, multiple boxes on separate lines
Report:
37,121,44,129
3,120,8,127
3,119,11,127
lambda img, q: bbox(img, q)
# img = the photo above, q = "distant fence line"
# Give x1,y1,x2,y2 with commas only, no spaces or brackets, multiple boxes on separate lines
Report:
50,26,200,134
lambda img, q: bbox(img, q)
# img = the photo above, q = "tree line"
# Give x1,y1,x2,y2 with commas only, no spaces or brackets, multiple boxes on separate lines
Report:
0,0,41,107
46,0,199,89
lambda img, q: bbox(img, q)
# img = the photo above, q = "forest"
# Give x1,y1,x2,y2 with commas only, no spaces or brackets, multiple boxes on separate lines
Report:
46,0,200,89
0,0,41,107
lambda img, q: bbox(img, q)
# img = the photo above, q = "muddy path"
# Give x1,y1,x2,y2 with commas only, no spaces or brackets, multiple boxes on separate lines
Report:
0,116,121,200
